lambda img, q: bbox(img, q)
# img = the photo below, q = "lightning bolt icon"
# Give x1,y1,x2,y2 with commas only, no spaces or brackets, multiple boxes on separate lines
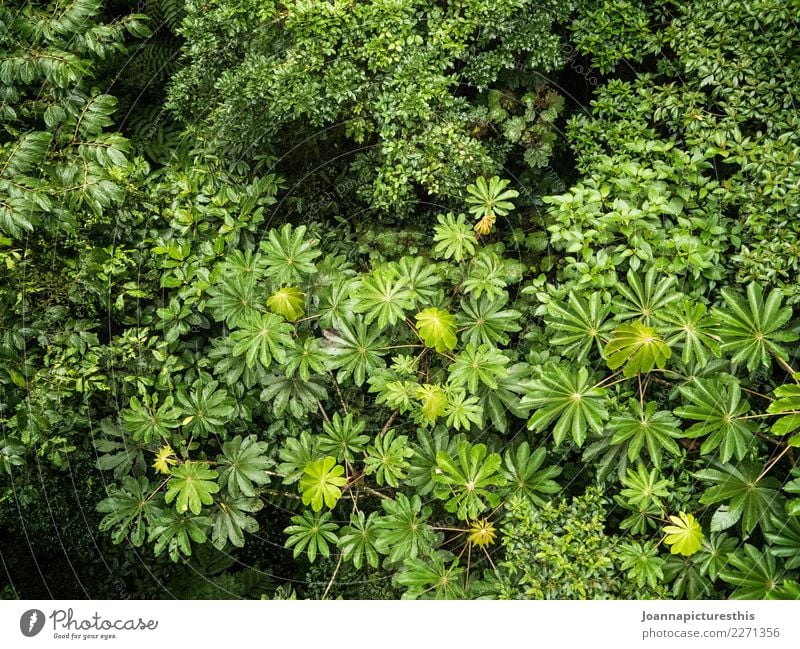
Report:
28,611,38,632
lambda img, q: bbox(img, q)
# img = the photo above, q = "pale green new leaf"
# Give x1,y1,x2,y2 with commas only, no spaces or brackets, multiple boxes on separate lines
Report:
299,456,347,511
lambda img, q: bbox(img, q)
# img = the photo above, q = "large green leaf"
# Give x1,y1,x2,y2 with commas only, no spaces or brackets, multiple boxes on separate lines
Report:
230,312,295,370
448,342,509,393
97,476,161,547
211,497,263,549
324,319,387,386
259,223,320,284
458,294,521,346
374,493,437,563
216,435,273,498
338,511,380,570
604,321,671,377
544,291,614,362
499,441,561,505
674,374,756,462
696,462,784,535
607,399,681,468
284,510,339,562
165,461,220,515
363,429,413,487
148,510,212,562
432,441,506,520
354,268,415,328
719,544,785,599
395,551,465,600
521,364,608,447
711,282,798,372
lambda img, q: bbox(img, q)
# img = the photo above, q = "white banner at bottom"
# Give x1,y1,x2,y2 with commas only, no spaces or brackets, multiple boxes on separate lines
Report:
1,600,798,648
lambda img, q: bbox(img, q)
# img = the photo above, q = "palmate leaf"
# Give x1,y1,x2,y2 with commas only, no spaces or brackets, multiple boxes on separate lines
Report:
283,336,328,381
123,393,180,443
499,441,561,505
395,551,465,600
433,441,506,520
165,461,220,515
604,321,671,377
148,509,212,562
216,435,273,498
97,476,162,547
458,294,522,346
480,362,531,433
277,431,320,485
719,544,786,599
663,512,704,556
696,461,784,535
544,291,614,362
448,342,509,394
661,299,721,367
521,364,608,447
674,374,756,463
432,212,477,262
407,428,461,496
205,273,259,327
211,497,263,549
267,286,305,321
612,267,680,324
765,513,800,569
416,383,448,423
284,510,339,563
318,412,369,462
230,312,295,370
299,456,347,511
443,389,483,431
766,383,800,443
620,464,671,510
364,429,413,487
259,223,320,284
260,374,327,418
374,493,436,563
353,268,415,328
711,282,798,372
465,176,519,220
607,400,681,468
619,541,665,589
323,320,387,387
415,307,457,352
397,256,442,302
175,378,235,437
338,511,380,570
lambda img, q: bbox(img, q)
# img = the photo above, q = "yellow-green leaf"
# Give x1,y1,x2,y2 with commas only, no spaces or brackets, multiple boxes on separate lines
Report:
415,307,457,353
267,286,305,321
663,512,703,556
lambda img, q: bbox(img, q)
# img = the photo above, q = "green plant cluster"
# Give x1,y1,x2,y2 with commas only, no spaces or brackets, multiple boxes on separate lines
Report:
2,0,800,601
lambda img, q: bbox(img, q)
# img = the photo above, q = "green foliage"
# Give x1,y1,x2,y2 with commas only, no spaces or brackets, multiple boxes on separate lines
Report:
432,442,506,520
284,510,339,563
674,375,756,463
166,462,220,516
486,490,663,599
522,365,608,447
5,0,800,605
604,321,671,377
